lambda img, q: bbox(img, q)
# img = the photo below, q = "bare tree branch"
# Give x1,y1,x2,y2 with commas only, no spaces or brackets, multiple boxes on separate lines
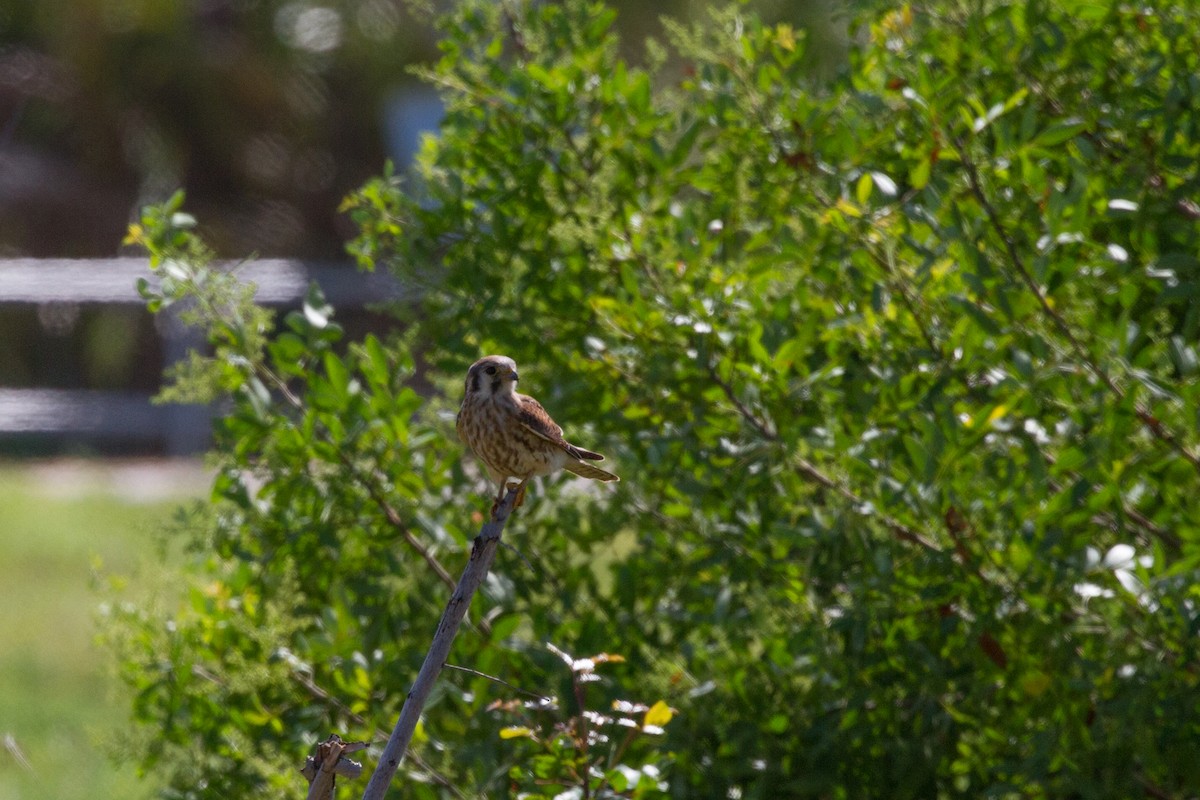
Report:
954,137,1200,475
361,486,520,800
444,663,553,704
707,363,778,441
341,452,458,592
792,457,941,552
292,671,467,799
303,735,366,800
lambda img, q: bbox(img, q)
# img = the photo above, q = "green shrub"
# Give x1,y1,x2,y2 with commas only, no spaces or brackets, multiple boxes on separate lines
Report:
111,1,1200,797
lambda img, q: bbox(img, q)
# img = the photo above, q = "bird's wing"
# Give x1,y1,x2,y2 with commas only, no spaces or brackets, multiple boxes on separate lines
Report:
516,395,602,461
455,405,469,446
515,395,566,443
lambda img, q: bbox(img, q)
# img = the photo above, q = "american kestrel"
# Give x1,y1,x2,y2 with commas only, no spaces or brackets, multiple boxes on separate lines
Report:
456,355,619,510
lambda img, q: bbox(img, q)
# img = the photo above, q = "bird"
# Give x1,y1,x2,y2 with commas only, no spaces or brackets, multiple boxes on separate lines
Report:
456,354,619,511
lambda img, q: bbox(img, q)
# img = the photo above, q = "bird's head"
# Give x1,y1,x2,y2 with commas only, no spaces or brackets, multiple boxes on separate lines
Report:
465,355,520,398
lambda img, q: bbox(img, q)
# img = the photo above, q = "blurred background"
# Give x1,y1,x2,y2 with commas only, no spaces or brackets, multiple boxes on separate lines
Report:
0,0,843,458
0,2,842,798
0,0,455,458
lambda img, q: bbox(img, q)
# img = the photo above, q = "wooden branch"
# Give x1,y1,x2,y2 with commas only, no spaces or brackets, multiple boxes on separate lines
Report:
290,670,469,799
793,457,942,553
707,363,778,441
302,735,367,800
250,342,460,596
360,487,519,800
953,137,1200,475
706,350,941,553
348,454,458,591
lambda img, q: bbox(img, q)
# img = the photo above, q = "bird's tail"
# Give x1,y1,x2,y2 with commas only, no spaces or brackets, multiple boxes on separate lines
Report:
565,444,606,461
564,461,620,482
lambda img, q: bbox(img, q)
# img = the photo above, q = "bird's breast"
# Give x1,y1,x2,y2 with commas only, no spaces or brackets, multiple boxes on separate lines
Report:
460,395,562,480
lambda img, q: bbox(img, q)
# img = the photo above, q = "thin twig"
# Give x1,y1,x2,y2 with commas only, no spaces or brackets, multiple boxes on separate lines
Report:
1043,471,1180,553
707,363,778,440
704,347,940,551
793,457,941,552
752,79,1196,544
444,663,553,704
340,452,458,592
953,137,1200,474
500,0,528,61
594,726,640,798
864,242,1177,552
572,672,592,800
1136,772,1179,800
861,243,943,357
237,329,460,593
954,138,1107,380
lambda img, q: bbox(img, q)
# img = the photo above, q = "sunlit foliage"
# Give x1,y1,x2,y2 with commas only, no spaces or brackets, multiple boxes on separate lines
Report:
111,1,1200,797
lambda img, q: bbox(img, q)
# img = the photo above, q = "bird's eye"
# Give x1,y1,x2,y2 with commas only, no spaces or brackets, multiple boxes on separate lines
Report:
484,366,497,375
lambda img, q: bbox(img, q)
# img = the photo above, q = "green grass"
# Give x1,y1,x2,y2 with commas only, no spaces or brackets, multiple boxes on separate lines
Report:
0,462,203,800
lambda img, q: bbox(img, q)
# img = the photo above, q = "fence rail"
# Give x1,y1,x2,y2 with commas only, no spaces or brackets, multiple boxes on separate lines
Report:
0,257,404,305
0,258,405,453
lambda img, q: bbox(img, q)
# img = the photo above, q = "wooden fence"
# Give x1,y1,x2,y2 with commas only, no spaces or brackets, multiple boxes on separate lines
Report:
0,258,406,454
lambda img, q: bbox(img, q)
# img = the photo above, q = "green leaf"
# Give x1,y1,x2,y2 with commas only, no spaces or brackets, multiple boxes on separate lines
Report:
1032,119,1086,148
323,352,350,401
855,172,873,205
912,154,931,190
766,714,789,734
361,334,391,385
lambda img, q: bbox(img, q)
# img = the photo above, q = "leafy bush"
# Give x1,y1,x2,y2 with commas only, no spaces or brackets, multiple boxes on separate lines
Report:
110,1,1200,798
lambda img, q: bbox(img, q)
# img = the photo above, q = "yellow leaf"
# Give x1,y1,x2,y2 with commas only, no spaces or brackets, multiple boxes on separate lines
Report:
835,198,863,218
985,404,1008,426
499,726,533,740
775,24,796,52
643,700,674,728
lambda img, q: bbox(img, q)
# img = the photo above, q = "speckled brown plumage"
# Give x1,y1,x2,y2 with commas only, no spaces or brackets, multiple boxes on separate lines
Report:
456,355,618,508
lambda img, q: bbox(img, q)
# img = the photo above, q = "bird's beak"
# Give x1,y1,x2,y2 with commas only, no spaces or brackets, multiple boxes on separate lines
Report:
503,368,519,382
